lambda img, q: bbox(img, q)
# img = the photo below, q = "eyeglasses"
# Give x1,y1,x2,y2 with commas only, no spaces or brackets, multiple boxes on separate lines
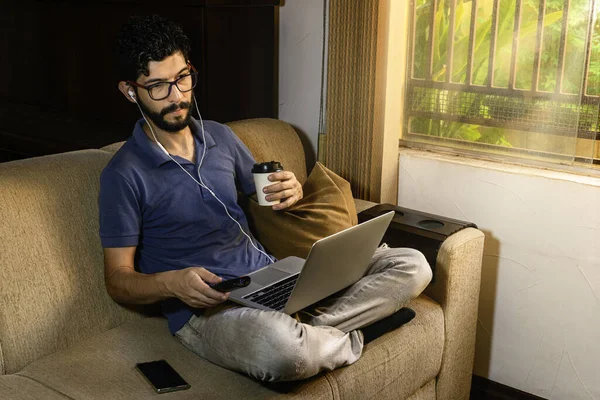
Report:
127,64,198,101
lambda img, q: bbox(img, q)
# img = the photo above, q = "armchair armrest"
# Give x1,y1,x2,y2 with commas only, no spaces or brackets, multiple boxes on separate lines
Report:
354,199,484,400
425,227,484,400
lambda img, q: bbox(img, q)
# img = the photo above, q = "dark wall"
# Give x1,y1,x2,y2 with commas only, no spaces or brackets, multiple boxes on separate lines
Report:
0,0,279,162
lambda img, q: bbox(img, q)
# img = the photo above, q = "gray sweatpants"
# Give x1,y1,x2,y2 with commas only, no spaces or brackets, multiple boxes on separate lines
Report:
175,245,432,382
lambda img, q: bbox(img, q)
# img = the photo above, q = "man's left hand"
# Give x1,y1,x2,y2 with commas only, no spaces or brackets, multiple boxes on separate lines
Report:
263,171,303,211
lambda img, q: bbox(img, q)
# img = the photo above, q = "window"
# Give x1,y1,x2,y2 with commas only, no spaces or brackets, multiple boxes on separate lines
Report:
403,0,600,172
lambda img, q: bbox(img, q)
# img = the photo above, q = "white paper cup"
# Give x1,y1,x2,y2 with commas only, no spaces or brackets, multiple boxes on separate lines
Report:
253,173,280,206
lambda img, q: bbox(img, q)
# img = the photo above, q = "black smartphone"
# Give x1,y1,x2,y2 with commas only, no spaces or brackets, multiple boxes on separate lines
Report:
135,360,190,394
210,275,251,292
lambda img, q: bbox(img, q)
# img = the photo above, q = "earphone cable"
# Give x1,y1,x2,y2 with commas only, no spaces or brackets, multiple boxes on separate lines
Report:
134,95,275,265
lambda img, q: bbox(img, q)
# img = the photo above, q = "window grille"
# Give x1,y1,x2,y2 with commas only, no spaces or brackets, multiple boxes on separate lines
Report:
404,0,600,168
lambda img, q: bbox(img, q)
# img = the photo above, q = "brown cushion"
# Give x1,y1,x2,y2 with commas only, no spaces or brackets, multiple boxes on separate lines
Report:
243,162,358,260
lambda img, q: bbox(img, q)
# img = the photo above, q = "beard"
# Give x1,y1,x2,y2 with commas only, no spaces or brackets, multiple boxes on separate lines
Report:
138,98,192,133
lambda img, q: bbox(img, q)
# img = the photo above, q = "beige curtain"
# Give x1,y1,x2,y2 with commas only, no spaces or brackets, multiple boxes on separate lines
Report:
321,0,390,202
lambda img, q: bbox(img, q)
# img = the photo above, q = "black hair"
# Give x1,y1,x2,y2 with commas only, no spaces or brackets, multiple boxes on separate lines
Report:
116,15,191,81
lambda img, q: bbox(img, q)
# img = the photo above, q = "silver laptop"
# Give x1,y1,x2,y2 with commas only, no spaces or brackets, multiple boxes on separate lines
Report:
229,211,395,314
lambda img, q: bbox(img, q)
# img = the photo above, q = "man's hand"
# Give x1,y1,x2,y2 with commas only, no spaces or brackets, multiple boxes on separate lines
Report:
166,267,229,308
263,170,303,211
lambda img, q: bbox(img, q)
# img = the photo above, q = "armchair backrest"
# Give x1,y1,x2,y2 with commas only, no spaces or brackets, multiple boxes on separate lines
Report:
226,118,307,184
101,118,308,184
0,151,143,374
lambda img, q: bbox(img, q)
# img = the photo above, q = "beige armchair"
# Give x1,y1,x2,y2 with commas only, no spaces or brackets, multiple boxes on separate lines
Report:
0,118,484,399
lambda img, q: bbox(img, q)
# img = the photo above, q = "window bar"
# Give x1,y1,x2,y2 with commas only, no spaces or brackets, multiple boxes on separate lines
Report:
411,78,579,95
409,0,417,79
464,0,478,85
509,0,523,90
427,0,439,79
487,0,500,87
446,0,457,82
531,0,547,92
555,0,570,94
406,0,416,141
580,0,596,97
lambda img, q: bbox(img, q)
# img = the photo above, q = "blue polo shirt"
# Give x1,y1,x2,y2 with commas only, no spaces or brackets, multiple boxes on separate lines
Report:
99,118,273,334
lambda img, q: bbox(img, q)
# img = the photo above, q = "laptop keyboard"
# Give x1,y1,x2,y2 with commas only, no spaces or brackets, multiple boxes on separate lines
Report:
243,274,300,311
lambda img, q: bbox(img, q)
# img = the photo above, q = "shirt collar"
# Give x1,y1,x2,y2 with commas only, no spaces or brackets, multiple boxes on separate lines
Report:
132,117,216,167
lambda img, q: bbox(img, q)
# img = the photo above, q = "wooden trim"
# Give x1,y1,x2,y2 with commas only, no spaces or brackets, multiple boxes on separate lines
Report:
376,0,410,204
370,0,390,202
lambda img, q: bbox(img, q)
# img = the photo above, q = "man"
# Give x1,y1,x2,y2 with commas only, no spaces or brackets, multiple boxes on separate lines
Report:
100,15,432,382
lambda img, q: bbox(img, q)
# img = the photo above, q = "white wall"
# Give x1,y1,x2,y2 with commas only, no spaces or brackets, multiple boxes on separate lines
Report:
398,149,600,399
278,0,324,170
279,3,600,397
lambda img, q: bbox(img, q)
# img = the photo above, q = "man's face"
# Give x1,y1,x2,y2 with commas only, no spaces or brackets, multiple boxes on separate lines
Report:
134,52,193,133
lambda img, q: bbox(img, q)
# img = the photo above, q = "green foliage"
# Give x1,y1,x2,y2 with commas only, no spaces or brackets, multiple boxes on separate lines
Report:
412,0,596,146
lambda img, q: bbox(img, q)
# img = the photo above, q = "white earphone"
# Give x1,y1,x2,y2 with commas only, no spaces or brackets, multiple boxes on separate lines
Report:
128,89,136,102
131,89,275,264
127,88,170,155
